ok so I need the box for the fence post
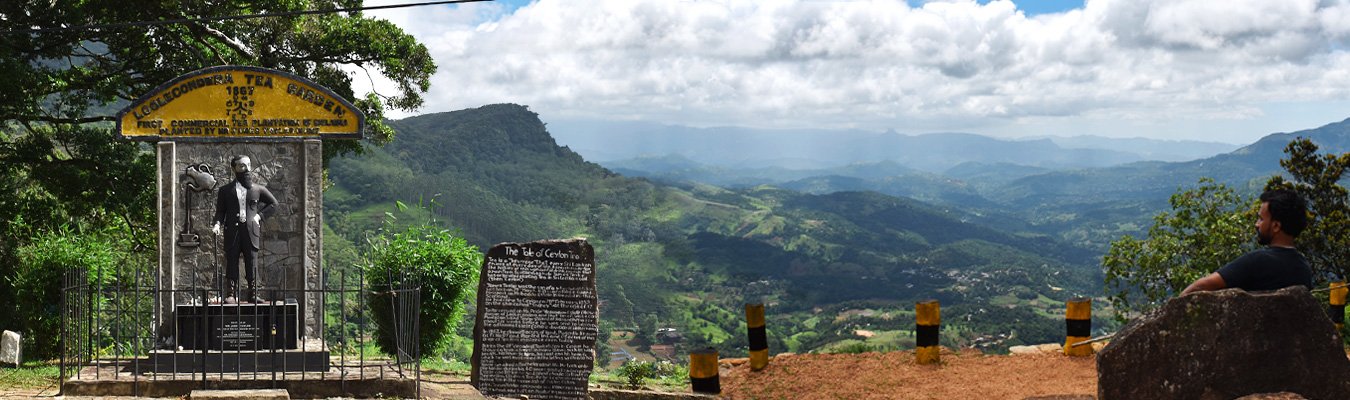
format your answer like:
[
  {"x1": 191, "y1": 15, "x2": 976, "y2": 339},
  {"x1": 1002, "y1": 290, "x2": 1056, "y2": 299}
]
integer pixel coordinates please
[
  {"x1": 689, "y1": 347, "x2": 720, "y2": 394},
  {"x1": 745, "y1": 303, "x2": 768, "y2": 371},
  {"x1": 1064, "y1": 297, "x2": 1093, "y2": 357},
  {"x1": 915, "y1": 300, "x2": 940, "y2": 364},
  {"x1": 1331, "y1": 281, "x2": 1347, "y2": 333}
]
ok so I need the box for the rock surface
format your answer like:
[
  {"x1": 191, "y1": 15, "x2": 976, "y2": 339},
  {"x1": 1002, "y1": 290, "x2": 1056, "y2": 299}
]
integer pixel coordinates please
[
  {"x1": 1097, "y1": 287, "x2": 1350, "y2": 399},
  {"x1": 1235, "y1": 393, "x2": 1307, "y2": 400}
]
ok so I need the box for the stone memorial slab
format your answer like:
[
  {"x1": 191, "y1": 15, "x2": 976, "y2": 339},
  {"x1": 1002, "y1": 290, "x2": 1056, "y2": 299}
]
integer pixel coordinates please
[
  {"x1": 472, "y1": 239, "x2": 596, "y2": 400},
  {"x1": 1, "y1": 330, "x2": 20, "y2": 366}
]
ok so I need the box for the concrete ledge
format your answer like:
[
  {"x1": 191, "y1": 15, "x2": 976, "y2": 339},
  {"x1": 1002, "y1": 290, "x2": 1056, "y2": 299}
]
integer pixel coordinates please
[
  {"x1": 587, "y1": 388, "x2": 718, "y2": 400},
  {"x1": 63, "y1": 377, "x2": 416, "y2": 399},
  {"x1": 191, "y1": 389, "x2": 290, "y2": 400}
]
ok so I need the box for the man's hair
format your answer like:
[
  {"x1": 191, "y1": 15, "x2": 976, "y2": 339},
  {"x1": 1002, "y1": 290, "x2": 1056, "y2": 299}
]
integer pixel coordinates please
[
  {"x1": 1260, "y1": 189, "x2": 1308, "y2": 237},
  {"x1": 230, "y1": 155, "x2": 250, "y2": 168}
]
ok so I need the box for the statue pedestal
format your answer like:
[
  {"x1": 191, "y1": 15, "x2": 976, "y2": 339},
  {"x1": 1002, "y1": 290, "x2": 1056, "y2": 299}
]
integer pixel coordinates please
[
  {"x1": 147, "y1": 343, "x2": 331, "y2": 373},
  {"x1": 176, "y1": 300, "x2": 300, "y2": 351},
  {"x1": 160, "y1": 299, "x2": 328, "y2": 373}
]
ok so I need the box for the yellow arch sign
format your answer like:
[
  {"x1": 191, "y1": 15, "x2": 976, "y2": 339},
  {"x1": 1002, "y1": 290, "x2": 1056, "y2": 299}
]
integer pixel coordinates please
[{"x1": 117, "y1": 66, "x2": 364, "y2": 141}]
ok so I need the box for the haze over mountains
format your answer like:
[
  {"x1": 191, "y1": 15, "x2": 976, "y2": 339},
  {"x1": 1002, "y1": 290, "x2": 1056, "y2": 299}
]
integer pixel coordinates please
[
  {"x1": 553, "y1": 118, "x2": 1350, "y2": 251},
  {"x1": 548, "y1": 120, "x2": 1241, "y2": 173}
]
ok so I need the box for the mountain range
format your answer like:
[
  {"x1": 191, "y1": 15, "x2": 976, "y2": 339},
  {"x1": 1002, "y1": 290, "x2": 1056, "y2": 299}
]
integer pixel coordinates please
[
  {"x1": 548, "y1": 120, "x2": 1240, "y2": 172},
  {"x1": 323, "y1": 104, "x2": 1350, "y2": 357}
]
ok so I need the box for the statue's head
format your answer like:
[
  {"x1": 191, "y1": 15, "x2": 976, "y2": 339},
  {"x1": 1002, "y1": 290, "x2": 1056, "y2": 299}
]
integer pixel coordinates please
[{"x1": 230, "y1": 155, "x2": 252, "y2": 175}]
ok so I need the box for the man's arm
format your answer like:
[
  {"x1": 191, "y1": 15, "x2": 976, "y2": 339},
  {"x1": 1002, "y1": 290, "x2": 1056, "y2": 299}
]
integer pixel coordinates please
[
  {"x1": 212, "y1": 186, "x2": 228, "y2": 235},
  {"x1": 257, "y1": 187, "x2": 277, "y2": 219},
  {"x1": 1182, "y1": 272, "x2": 1227, "y2": 295}
]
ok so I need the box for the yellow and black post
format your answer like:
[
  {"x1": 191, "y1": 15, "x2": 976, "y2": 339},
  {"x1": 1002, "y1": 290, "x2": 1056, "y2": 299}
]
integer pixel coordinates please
[
  {"x1": 746, "y1": 303, "x2": 768, "y2": 371},
  {"x1": 1064, "y1": 297, "x2": 1093, "y2": 357},
  {"x1": 690, "y1": 347, "x2": 720, "y2": 394},
  {"x1": 915, "y1": 299, "x2": 940, "y2": 364},
  {"x1": 1331, "y1": 281, "x2": 1347, "y2": 333}
]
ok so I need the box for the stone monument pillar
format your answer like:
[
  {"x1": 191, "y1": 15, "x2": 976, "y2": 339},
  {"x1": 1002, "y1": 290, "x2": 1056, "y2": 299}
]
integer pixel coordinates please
[
  {"x1": 116, "y1": 66, "x2": 363, "y2": 346},
  {"x1": 155, "y1": 139, "x2": 324, "y2": 338}
]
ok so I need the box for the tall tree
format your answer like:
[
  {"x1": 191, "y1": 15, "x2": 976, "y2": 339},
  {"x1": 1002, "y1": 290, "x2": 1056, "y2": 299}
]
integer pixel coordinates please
[
  {"x1": 1102, "y1": 178, "x2": 1257, "y2": 320},
  {"x1": 1103, "y1": 137, "x2": 1350, "y2": 321},
  {"x1": 0, "y1": 0, "x2": 435, "y2": 327},
  {"x1": 0, "y1": 1, "x2": 435, "y2": 237},
  {"x1": 1266, "y1": 137, "x2": 1350, "y2": 281}
]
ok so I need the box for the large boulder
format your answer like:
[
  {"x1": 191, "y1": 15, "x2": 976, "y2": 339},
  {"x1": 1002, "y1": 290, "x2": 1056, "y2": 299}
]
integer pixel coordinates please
[{"x1": 1097, "y1": 287, "x2": 1350, "y2": 400}]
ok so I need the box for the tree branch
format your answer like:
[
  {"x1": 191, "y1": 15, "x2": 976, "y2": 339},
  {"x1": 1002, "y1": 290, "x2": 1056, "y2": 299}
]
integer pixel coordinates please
[{"x1": 189, "y1": 21, "x2": 255, "y2": 60}]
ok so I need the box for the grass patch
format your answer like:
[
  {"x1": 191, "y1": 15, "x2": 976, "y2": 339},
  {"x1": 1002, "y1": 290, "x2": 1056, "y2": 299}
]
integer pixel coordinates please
[
  {"x1": 989, "y1": 294, "x2": 1020, "y2": 307},
  {"x1": 421, "y1": 358, "x2": 472, "y2": 373},
  {"x1": 0, "y1": 362, "x2": 59, "y2": 390}
]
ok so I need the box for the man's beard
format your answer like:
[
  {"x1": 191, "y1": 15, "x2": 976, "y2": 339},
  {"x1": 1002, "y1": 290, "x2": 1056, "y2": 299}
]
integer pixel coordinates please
[
  {"x1": 1256, "y1": 226, "x2": 1272, "y2": 246},
  {"x1": 237, "y1": 172, "x2": 253, "y2": 189}
]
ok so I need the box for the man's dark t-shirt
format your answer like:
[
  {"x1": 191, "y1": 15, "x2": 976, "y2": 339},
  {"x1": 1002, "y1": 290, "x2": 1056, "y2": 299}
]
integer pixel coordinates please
[{"x1": 1216, "y1": 247, "x2": 1313, "y2": 292}]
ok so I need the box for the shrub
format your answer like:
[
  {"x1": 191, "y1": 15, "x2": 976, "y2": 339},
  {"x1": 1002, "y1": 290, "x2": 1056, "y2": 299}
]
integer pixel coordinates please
[
  {"x1": 833, "y1": 341, "x2": 874, "y2": 354},
  {"x1": 617, "y1": 360, "x2": 657, "y2": 389},
  {"x1": 12, "y1": 230, "x2": 121, "y2": 360},
  {"x1": 366, "y1": 223, "x2": 482, "y2": 358}
]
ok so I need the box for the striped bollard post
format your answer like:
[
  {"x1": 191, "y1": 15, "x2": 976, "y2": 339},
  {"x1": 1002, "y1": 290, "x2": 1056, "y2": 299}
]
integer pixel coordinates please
[
  {"x1": 1063, "y1": 297, "x2": 1093, "y2": 357},
  {"x1": 915, "y1": 299, "x2": 940, "y2": 364},
  {"x1": 746, "y1": 303, "x2": 768, "y2": 371},
  {"x1": 1331, "y1": 281, "x2": 1347, "y2": 333},
  {"x1": 690, "y1": 347, "x2": 720, "y2": 394}
]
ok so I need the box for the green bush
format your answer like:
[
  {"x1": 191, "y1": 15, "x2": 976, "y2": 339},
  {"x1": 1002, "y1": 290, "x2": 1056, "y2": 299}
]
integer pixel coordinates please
[
  {"x1": 12, "y1": 230, "x2": 121, "y2": 360},
  {"x1": 366, "y1": 223, "x2": 482, "y2": 358},
  {"x1": 617, "y1": 360, "x2": 656, "y2": 389},
  {"x1": 833, "y1": 341, "x2": 875, "y2": 354}
]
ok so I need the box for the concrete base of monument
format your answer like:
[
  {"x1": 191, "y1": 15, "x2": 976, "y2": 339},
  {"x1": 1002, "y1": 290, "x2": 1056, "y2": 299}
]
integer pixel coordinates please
[
  {"x1": 60, "y1": 362, "x2": 434, "y2": 398},
  {"x1": 147, "y1": 341, "x2": 329, "y2": 373}
]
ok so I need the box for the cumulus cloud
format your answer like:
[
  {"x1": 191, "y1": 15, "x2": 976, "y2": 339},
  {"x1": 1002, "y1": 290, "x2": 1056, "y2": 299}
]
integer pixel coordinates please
[{"x1": 354, "y1": 0, "x2": 1350, "y2": 141}]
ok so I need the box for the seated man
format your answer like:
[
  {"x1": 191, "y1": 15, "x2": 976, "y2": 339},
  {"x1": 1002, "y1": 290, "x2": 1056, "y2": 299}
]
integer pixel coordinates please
[{"x1": 1182, "y1": 189, "x2": 1313, "y2": 295}]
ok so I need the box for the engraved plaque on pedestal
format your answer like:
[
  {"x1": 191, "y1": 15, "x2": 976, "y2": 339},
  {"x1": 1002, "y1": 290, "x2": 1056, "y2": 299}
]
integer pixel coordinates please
[
  {"x1": 176, "y1": 300, "x2": 300, "y2": 351},
  {"x1": 471, "y1": 239, "x2": 596, "y2": 400}
]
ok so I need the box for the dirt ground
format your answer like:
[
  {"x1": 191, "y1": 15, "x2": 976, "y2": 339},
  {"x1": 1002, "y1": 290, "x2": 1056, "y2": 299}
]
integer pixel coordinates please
[{"x1": 721, "y1": 349, "x2": 1097, "y2": 400}]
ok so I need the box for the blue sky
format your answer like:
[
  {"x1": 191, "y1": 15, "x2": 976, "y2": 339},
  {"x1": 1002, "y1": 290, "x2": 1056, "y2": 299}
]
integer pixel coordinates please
[
  {"x1": 915, "y1": 0, "x2": 1084, "y2": 15},
  {"x1": 495, "y1": 0, "x2": 1088, "y2": 16},
  {"x1": 358, "y1": 0, "x2": 1350, "y2": 144}
]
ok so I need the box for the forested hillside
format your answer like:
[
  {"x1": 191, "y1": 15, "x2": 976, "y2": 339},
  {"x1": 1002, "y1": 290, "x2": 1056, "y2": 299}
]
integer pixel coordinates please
[
  {"x1": 608, "y1": 118, "x2": 1350, "y2": 255},
  {"x1": 324, "y1": 104, "x2": 1107, "y2": 358}
]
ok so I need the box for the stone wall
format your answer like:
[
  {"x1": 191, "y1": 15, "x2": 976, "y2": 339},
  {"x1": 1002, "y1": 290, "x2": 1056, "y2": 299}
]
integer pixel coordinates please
[{"x1": 156, "y1": 140, "x2": 323, "y2": 342}]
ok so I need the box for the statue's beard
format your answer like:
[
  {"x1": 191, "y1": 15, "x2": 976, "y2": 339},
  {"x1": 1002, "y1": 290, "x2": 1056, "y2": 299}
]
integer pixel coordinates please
[{"x1": 237, "y1": 172, "x2": 253, "y2": 189}]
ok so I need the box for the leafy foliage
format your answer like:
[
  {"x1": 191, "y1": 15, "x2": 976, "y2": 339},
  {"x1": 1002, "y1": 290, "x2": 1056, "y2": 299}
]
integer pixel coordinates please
[
  {"x1": 617, "y1": 360, "x2": 657, "y2": 389},
  {"x1": 1102, "y1": 178, "x2": 1257, "y2": 320},
  {"x1": 1104, "y1": 137, "x2": 1350, "y2": 321},
  {"x1": 1, "y1": 0, "x2": 435, "y2": 342},
  {"x1": 365, "y1": 218, "x2": 483, "y2": 358},
  {"x1": 11, "y1": 228, "x2": 127, "y2": 359},
  {"x1": 1266, "y1": 138, "x2": 1350, "y2": 281}
]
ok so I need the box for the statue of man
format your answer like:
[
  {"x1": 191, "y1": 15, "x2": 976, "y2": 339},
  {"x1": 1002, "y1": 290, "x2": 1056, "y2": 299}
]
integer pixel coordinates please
[{"x1": 212, "y1": 155, "x2": 277, "y2": 304}]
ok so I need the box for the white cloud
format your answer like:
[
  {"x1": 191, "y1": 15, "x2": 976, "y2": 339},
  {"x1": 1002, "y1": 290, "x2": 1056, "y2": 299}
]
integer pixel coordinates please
[{"x1": 354, "y1": 0, "x2": 1350, "y2": 143}]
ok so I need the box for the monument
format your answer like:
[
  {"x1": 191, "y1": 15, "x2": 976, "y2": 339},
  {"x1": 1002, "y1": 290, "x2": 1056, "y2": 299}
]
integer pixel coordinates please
[
  {"x1": 115, "y1": 65, "x2": 362, "y2": 369},
  {"x1": 472, "y1": 239, "x2": 598, "y2": 400}
]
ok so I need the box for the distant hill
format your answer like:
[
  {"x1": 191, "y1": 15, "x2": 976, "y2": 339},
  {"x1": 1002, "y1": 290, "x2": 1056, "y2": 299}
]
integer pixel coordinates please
[
  {"x1": 549, "y1": 120, "x2": 1236, "y2": 172},
  {"x1": 989, "y1": 118, "x2": 1350, "y2": 247},
  {"x1": 325, "y1": 104, "x2": 1104, "y2": 355},
  {"x1": 1041, "y1": 135, "x2": 1239, "y2": 162},
  {"x1": 597, "y1": 118, "x2": 1350, "y2": 252}
]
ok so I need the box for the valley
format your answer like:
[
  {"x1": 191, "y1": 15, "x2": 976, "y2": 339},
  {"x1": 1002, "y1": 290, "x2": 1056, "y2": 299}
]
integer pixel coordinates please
[{"x1": 323, "y1": 103, "x2": 1350, "y2": 364}]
